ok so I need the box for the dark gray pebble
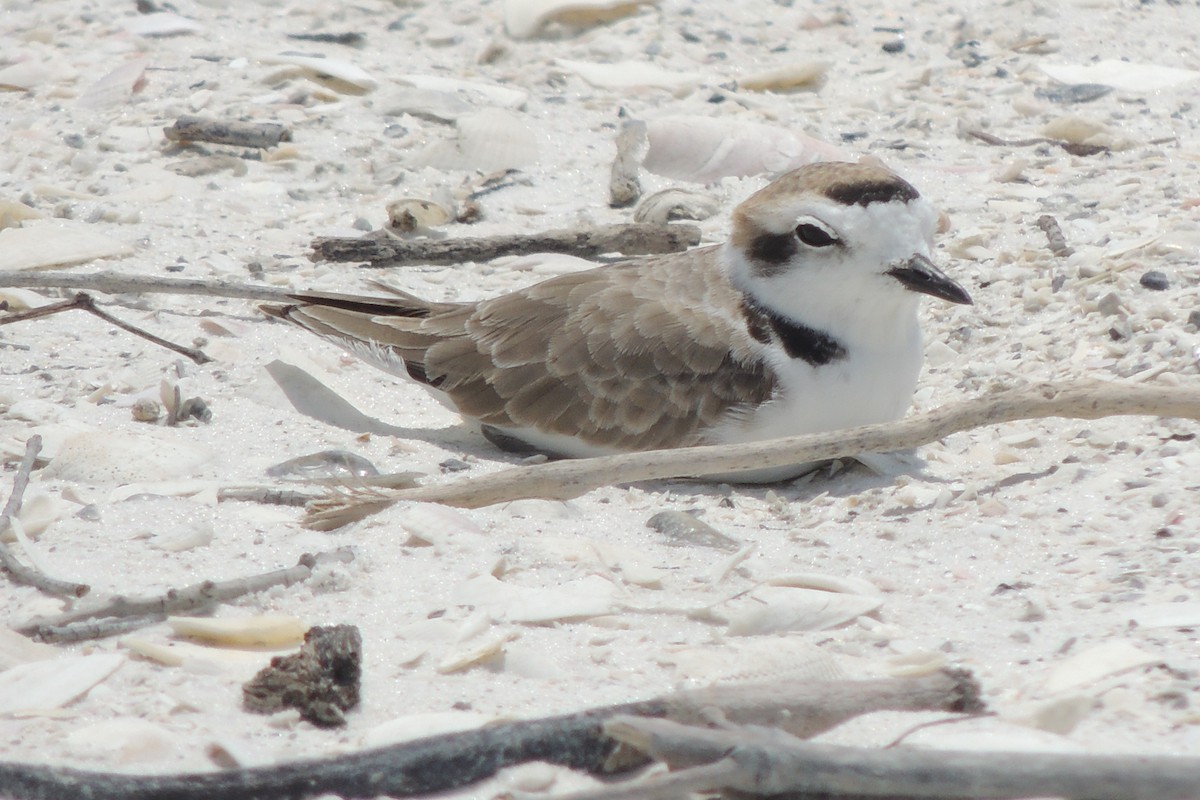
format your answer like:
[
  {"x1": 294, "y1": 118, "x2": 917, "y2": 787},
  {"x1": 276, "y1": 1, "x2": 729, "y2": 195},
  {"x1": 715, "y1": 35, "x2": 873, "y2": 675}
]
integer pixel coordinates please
[
  {"x1": 1139, "y1": 270, "x2": 1169, "y2": 291},
  {"x1": 1035, "y1": 83, "x2": 1113, "y2": 105}
]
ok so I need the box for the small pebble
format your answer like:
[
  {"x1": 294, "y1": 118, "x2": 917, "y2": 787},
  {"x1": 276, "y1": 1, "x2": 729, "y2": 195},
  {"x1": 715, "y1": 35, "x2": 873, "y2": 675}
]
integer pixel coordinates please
[
  {"x1": 131, "y1": 398, "x2": 162, "y2": 423},
  {"x1": 1187, "y1": 309, "x2": 1200, "y2": 329},
  {"x1": 881, "y1": 39, "x2": 905, "y2": 53},
  {"x1": 439, "y1": 458, "x2": 471, "y2": 473},
  {"x1": 1097, "y1": 292, "x2": 1123, "y2": 316},
  {"x1": 1139, "y1": 270, "x2": 1169, "y2": 291}
]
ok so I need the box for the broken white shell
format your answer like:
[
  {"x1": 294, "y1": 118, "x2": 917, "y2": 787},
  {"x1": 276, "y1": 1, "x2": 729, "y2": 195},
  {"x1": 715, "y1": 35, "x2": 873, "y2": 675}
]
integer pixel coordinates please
[
  {"x1": 436, "y1": 629, "x2": 517, "y2": 674},
  {"x1": 43, "y1": 428, "x2": 213, "y2": 485},
  {"x1": 530, "y1": 536, "x2": 664, "y2": 588},
  {"x1": 167, "y1": 615, "x2": 309, "y2": 648},
  {"x1": 765, "y1": 572, "x2": 883, "y2": 598},
  {"x1": 14, "y1": 492, "x2": 63, "y2": 539},
  {"x1": 1129, "y1": 602, "x2": 1200, "y2": 629},
  {"x1": 122, "y1": 637, "x2": 280, "y2": 679},
  {"x1": 0, "y1": 653, "x2": 125, "y2": 715},
  {"x1": 504, "y1": 0, "x2": 656, "y2": 39},
  {"x1": 77, "y1": 58, "x2": 149, "y2": 110},
  {"x1": 0, "y1": 61, "x2": 59, "y2": 92},
  {"x1": 671, "y1": 638, "x2": 845, "y2": 685},
  {"x1": 453, "y1": 573, "x2": 617, "y2": 623},
  {"x1": 362, "y1": 711, "x2": 499, "y2": 748},
  {"x1": 0, "y1": 199, "x2": 44, "y2": 229},
  {"x1": 642, "y1": 116, "x2": 849, "y2": 183},
  {"x1": 416, "y1": 108, "x2": 539, "y2": 171},
  {"x1": 1040, "y1": 59, "x2": 1200, "y2": 93},
  {"x1": 739, "y1": 61, "x2": 828, "y2": 92},
  {"x1": 388, "y1": 198, "x2": 455, "y2": 233},
  {"x1": 260, "y1": 54, "x2": 378, "y2": 94},
  {"x1": 376, "y1": 88, "x2": 476, "y2": 123},
  {"x1": 1042, "y1": 115, "x2": 1109, "y2": 145},
  {"x1": 609, "y1": 116, "x2": 648, "y2": 206},
  {"x1": 395, "y1": 74, "x2": 528, "y2": 109},
  {"x1": 123, "y1": 12, "x2": 204, "y2": 37},
  {"x1": 394, "y1": 502, "x2": 484, "y2": 547},
  {"x1": 1010, "y1": 694, "x2": 1096, "y2": 735},
  {"x1": 1043, "y1": 640, "x2": 1159, "y2": 693},
  {"x1": 724, "y1": 586, "x2": 882, "y2": 635},
  {"x1": 555, "y1": 58, "x2": 704, "y2": 91},
  {"x1": 632, "y1": 188, "x2": 720, "y2": 224},
  {"x1": 0, "y1": 628, "x2": 58, "y2": 671},
  {"x1": 0, "y1": 221, "x2": 131, "y2": 271},
  {"x1": 63, "y1": 718, "x2": 178, "y2": 764}
]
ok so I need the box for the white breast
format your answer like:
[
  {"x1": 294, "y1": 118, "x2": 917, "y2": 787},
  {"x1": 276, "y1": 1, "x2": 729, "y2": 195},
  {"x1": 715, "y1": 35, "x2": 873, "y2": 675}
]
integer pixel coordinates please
[{"x1": 701, "y1": 311, "x2": 924, "y2": 481}]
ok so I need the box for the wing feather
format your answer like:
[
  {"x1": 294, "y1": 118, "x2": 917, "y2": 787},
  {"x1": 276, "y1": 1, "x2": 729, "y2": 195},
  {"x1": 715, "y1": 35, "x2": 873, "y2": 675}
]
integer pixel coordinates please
[{"x1": 264, "y1": 247, "x2": 777, "y2": 452}]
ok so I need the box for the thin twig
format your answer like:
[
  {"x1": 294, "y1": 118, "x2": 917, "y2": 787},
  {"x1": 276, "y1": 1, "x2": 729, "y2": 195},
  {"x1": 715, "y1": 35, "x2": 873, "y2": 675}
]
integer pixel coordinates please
[
  {"x1": 306, "y1": 380, "x2": 1200, "y2": 528},
  {"x1": 965, "y1": 127, "x2": 1108, "y2": 156},
  {"x1": 31, "y1": 615, "x2": 167, "y2": 644},
  {"x1": 0, "y1": 270, "x2": 299, "y2": 301},
  {"x1": 17, "y1": 548, "x2": 355, "y2": 642},
  {"x1": 0, "y1": 670, "x2": 979, "y2": 800},
  {"x1": 76, "y1": 293, "x2": 212, "y2": 364},
  {"x1": 556, "y1": 715, "x2": 1200, "y2": 800},
  {"x1": 0, "y1": 436, "x2": 90, "y2": 598},
  {"x1": 310, "y1": 222, "x2": 702, "y2": 266},
  {"x1": 216, "y1": 486, "x2": 319, "y2": 506},
  {"x1": 0, "y1": 292, "x2": 212, "y2": 364}
]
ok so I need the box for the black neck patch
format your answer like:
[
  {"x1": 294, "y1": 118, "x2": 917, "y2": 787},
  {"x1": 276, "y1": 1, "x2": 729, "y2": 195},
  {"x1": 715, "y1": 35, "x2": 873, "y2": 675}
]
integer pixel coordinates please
[
  {"x1": 824, "y1": 177, "x2": 918, "y2": 207},
  {"x1": 741, "y1": 297, "x2": 847, "y2": 366}
]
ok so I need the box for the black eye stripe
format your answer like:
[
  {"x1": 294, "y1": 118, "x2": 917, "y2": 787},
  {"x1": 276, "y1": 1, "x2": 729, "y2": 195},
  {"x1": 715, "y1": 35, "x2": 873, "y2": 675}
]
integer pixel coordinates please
[{"x1": 795, "y1": 223, "x2": 837, "y2": 248}]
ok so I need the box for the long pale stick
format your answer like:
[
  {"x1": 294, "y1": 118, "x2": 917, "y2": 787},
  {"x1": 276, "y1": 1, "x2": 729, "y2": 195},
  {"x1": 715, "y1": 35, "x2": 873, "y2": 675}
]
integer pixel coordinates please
[{"x1": 307, "y1": 381, "x2": 1199, "y2": 528}]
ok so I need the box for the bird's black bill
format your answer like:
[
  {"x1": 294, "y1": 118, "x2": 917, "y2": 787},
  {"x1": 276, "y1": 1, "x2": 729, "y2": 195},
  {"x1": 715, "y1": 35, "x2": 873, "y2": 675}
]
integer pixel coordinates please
[{"x1": 887, "y1": 254, "x2": 972, "y2": 305}]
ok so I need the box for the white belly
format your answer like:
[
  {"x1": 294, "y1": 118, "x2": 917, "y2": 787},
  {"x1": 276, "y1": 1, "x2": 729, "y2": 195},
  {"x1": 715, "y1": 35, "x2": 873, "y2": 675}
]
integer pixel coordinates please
[{"x1": 702, "y1": 323, "x2": 924, "y2": 481}]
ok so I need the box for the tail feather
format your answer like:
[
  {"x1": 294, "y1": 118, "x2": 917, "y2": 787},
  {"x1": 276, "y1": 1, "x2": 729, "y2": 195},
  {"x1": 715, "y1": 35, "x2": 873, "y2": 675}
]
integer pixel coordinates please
[
  {"x1": 260, "y1": 288, "x2": 444, "y2": 321},
  {"x1": 260, "y1": 290, "x2": 467, "y2": 389}
]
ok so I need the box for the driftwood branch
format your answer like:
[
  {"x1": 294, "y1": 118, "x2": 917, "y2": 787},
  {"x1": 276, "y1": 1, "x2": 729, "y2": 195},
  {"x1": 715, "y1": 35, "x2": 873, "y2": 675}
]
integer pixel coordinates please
[
  {"x1": 555, "y1": 715, "x2": 1200, "y2": 800},
  {"x1": 0, "y1": 292, "x2": 212, "y2": 364},
  {"x1": 17, "y1": 548, "x2": 355, "y2": 643},
  {"x1": 0, "y1": 436, "x2": 89, "y2": 598},
  {"x1": 0, "y1": 670, "x2": 980, "y2": 800},
  {"x1": 306, "y1": 380, "x2": 1200, "y2": 528},
  {"x1": 0, "y1": 271, "x2": 299, "y2": 302},
  {"x1": 164, "y1": 115, "x2": 292, "y2": 149},
  {"x1": 964, "y1": 126, "x2": 1109, "y2": 156},
  {"x1": 310, "y1": 222, "x2": 702, "y2": 266}
]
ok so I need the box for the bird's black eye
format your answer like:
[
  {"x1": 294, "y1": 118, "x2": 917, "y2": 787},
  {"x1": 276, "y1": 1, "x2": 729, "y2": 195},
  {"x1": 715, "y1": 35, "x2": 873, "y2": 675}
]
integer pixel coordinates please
[{"x1": 795, "y1": 223, "x2": 837, "y2": 248}]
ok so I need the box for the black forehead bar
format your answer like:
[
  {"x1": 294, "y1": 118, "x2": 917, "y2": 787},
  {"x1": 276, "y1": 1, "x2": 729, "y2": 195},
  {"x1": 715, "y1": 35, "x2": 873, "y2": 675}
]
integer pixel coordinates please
[{"x1": 824, "y1": 177, "x2": 919, "y2": 207}]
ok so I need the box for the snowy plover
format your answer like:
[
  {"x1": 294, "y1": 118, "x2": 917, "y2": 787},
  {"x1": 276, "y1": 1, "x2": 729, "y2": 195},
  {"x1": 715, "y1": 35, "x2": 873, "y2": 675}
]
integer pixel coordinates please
[{"x1": 263, "y1": 161, "x2": 971, "y2": 480}]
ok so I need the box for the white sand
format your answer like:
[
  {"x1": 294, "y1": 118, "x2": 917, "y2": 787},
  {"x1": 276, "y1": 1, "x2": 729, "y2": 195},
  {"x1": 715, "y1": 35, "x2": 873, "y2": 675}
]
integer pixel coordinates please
[{"x1": 2, "y1": 0, "x2": 1200, "y2": 790}]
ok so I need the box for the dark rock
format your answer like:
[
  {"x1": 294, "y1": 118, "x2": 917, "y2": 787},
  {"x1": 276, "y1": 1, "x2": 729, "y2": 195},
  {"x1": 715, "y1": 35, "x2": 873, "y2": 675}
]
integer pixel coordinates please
[
  {"x1": 243, "y1": 625, "x2": 363, "y2": 728},
  {"x1": 1139, "y1": 270, "x2": 1169, "y2": 291}
]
